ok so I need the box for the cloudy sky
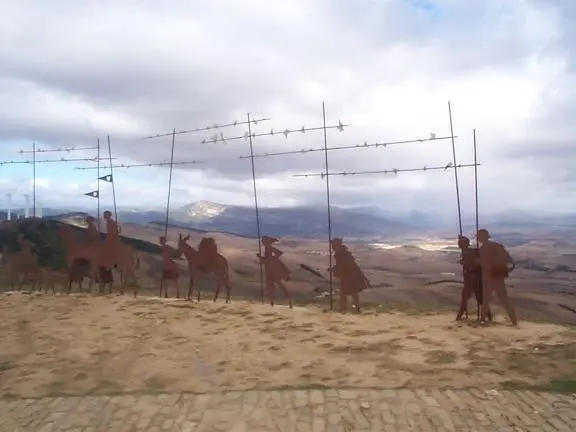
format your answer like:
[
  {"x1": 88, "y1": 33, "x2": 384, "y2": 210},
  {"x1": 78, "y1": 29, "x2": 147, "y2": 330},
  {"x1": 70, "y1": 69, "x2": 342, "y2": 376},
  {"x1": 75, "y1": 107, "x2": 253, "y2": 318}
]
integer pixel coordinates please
[{"x1": 0, "y1": 0, "x2": 574, "y2": 225}]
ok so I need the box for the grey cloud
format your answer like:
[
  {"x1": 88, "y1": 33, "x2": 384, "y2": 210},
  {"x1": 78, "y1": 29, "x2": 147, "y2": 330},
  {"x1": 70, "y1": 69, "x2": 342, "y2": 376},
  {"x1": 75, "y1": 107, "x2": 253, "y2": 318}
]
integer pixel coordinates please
[{"x1": 0, "y1": 0, "x2": 574, "y2": 215}]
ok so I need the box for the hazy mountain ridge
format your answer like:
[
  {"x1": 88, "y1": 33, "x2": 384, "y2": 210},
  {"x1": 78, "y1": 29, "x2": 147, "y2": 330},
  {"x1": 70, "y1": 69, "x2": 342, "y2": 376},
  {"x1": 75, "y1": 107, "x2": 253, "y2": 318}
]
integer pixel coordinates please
[
  {"x1": 168, "y1": 201, "x2": 410, "y2": 239},
  {"x1": 15, "y1": 200, "x2": 576, "y2": 241}
]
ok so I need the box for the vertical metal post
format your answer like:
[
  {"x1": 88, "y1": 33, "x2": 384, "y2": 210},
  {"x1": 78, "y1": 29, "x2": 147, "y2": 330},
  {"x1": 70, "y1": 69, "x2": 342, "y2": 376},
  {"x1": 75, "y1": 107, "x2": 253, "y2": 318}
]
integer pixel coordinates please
[
  {"x1": 97, "y1": 138, "x2": 101, "y2": 231},
  {"x1": 473, "y1": 128, "x2": 482, "y2": 320},
  {"x1": 322, "y1": 102, "x2": 334, "y2": 311},
  {"x1": 247, "y1": 113, "x2": 265, "y2": 304},
  {"x1": 448, "y1": 101, "x2": 463, "y2": 236},
  {"x1": 32, "y1": 142, "x2": 36, "y2": 218},
  {"x1": 473, "y1": 129, "x2": 479, "y2": 247},
  {"x1": 107, "y1": 136, "x2": 118, "y2": 224},
  {"x1": 160, "y1": 129, "x2": 177, "y2": 296},
  {"x1": 107, "y1": 135, "x2": 122, "y2": 285}
]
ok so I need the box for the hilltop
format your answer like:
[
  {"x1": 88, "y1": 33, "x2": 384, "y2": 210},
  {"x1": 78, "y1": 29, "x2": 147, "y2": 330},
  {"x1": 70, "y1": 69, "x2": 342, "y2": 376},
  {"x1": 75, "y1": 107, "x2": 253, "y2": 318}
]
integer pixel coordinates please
[
  {"x1": 0, "y1": 294, "x2": 574, "y2": 399},
  {"x1": 2, "y1": 216, "x2": 576, "y2": 324}
]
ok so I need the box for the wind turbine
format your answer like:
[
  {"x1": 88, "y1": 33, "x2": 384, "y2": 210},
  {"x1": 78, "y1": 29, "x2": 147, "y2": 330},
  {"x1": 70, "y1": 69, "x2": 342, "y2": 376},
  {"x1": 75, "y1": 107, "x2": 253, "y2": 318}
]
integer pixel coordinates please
[
  {"x1": 24, "y1": 194, "x2": 30, "y2": 218},
  {"x1": 6, "y1": 192, "x2": 11, "y2": 221}
]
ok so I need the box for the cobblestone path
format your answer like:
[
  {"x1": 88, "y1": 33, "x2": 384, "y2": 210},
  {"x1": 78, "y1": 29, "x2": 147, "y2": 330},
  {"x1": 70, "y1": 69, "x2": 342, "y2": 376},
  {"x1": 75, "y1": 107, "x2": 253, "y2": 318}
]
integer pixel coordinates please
[{"x1": 1, "y1": 388, "x2": 575, "y2": 431}]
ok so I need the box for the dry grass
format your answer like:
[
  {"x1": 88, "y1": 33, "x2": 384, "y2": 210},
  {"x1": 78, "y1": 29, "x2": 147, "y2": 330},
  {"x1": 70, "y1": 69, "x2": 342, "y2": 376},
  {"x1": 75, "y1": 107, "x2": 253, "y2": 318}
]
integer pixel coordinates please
[{"x1": 1, "y1": 293, "x2": 575, "y2": 398}]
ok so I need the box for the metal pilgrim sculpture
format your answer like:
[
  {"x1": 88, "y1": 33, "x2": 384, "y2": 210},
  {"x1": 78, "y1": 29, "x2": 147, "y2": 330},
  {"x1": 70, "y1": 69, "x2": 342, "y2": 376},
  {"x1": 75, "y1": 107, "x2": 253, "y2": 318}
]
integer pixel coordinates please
[
  {"x1": 103, "y1": 211, "x2": 120, "y2": 252},
  {"x1": 85, "y1": 216, "x2": 100, "y2": 243},
  {"x1": 453, "y1": 229, "x2": 518, "y2": 325},
  {"x1": 176, "y1": 234, "x2": 232, "y2": 303},
  {"x1": 476, "y1": 228, "x2": 518, "y2": 326},
  {"x1": 329, "y1": 238, "x2": 369, "y2": 313},
  {"x1": 455, "y1": 235, "x2": 492, "y2": 321},
  {"x1": 53, "y1": 210, "x2": 139, "y2": 295},
  {"x1": 4, "y1": 233, "x2": 42, "y2": 289},
  {"x1": 1, "y1": 104, "x2": 531, "y2": 330},
  {"x1": 159, "y1": 235, "x2": 181, "y2": 298},
  {"x1": 57, "y1": 223, "x2": 107, "y2": 290},
  {"x1": 257, "y1": 236, "x2": 292, "y2": 308},
  {"x1": 103, "y1": 211, "x2": 140, "y2": 291}
]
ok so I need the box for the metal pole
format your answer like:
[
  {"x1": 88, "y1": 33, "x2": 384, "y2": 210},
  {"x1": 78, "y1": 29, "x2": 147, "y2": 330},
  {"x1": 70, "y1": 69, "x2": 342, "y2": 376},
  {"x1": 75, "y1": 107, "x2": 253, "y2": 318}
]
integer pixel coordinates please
[
  {"x1": 322, "y1": 102, "x2": 334, "y2": 311},
  {"x1": 32, "y1": 142, "x2": 36, "y2": 218},
  {"x1": 247, "y1": 113, "x2": 265, "y2": 304},
  {"x1": 107, "y1": 135, "x2": 123, "y2": 285},
  {"x1": 97, "y1": 138, "x2": 101, "y2": 231},
  {"x1": 160, "y1": 129, "x2": 177, "y2": 297},
  {"x1": 473, "y1": 128, "x2": 482, "y2": 320},
  {"x1": 448, "y1": 101, "x2": 463, "y2": 236},
  {"x1": 107, "y1": 136, "x2": 118, "y2": 224},
  {"x1": 473, "y1": 129, "x2": 479, "y2": 248}
]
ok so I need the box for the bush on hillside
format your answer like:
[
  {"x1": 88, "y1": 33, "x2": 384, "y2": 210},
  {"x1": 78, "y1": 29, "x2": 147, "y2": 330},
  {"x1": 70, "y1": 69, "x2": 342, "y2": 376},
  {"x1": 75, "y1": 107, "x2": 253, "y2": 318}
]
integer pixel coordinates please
[{"x1": 0, "y1": 219, "x2": 162, "y2": 270}]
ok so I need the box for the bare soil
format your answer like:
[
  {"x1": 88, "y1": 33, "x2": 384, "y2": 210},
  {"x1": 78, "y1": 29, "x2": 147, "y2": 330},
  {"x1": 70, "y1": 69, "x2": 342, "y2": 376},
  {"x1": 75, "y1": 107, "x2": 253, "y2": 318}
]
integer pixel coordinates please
[{"x1": 1, "y1": 293, "x2": 574, "y2": 398}]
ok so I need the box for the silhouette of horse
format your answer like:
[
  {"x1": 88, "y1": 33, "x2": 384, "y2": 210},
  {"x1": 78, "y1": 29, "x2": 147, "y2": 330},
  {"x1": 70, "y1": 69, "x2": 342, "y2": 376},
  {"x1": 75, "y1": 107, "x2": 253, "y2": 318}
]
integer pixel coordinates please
[
  {"x1": 57, "y1": 224, "x2": 139, "y2": 295},
  {"x1": 111, "y1": 243, "x2": 140, "y2": 294},
  {"x1": 57, "y1": 224, "x2": 107, "y2": 280},
  {"x1": 3, "y1": 235, "x2": 42, "y2": 290},
  {"x1": 177, "y1": 234, "x2": 231, "y2": 303}
]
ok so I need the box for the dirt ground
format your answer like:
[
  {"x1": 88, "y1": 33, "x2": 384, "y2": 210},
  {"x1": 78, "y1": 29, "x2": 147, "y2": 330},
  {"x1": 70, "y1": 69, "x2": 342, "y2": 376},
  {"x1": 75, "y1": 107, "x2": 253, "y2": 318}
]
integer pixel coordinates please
[{"x1": 1, "y1": 293, "x2": 574, "y2": 399}]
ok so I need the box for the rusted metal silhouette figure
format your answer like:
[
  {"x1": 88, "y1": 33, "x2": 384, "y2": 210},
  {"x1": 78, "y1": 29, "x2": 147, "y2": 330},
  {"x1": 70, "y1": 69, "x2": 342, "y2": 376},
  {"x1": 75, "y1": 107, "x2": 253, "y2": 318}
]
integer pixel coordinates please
[
  {"x1": 5, "y1": 233, "x2": 42, "y2": 290},
  {"x1": 61, "y1": 258, "x2": 114, "y2": 295},
  {"x1": 58, "y1": 221, "x2": 139, "y2": 296},
  {"x1": 85, "y1": 216, "x2": 100, "y2": 243},
  {"x1": 0, "y1": 246, "x2": 8, "y2": 286},
  {"x1": 42, "y1": 267, "x2": 68, "y2": 295},
  {"x1": 17, "y1": 233, "x2": 37, "y2": 261},
  {"x1": 177, "y1": 234, "x2": 231, "y2": 303},
  {"x1": 477, "y1": 229, "x2": 518, "y2": 325},
  {"x1": 66, "y1": 258, "x2": 94, "y2": 294},
  {"x1": 98, "y1": 212, "x2": 139, "y2": 292},
  {"x1": 257, "y1": 236, "x2": 292, "y2": 308},
  {"x1": 95, "y1": 266, "x2": 115, "y2": 294},
  {"x1": 113, "y1": 243, "x2": 140, "y2": 293},
  {"x1": 104, "y1": 210, "x2": 121, "y2": 248},
  {"x1": 57, "y1": 224, "x2": 105, "y2": 283},
  {"x1": 58, "y1": 222, "x2": 129, "y2": 294},
  {"x1": 455, "y1": 235, "x2": 492, "y2": 321},
  {"x1": 40, "y1": 264, "x2": 91, "y2": 296},
  {"x1": 103, "y1": 210, "x2": 121, "y2": 268},
  {"x1": 159, "y1": 236, "x2": 181, "y2": 298},
  {"x1": 329, "y1": 238, "x2": 369, "y2": 312}
]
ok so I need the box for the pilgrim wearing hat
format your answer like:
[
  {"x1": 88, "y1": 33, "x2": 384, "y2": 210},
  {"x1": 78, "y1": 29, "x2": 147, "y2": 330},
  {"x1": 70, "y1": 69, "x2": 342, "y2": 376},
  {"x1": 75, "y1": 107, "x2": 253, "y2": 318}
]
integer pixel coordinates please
[
  {"x1": 329, "y1": 237, "x2": 368, "y2": 312},
  {"x1": 257, "y1": 235, "x2": 292, "y2": 308},
  {"x1": 85, "y1": 216, "x2": 100, "y2": 243},
  {"x1": 102, "y1": 210, "x2": 122, "y2": 265},
  {"x1": 476, "y1": 228, "x2": 518, "y2": 325}
]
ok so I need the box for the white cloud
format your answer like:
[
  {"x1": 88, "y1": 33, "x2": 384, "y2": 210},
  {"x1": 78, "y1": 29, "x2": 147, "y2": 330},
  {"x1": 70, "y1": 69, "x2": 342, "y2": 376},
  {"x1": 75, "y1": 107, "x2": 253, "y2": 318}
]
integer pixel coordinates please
[{"x1": 0, "y1": 0, "x2": 574, "y2": 218}]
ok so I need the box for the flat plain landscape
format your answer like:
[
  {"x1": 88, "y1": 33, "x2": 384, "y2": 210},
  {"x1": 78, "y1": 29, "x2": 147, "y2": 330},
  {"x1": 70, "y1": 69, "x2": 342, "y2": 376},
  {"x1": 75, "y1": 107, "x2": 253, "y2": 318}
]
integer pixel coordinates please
[
  {"x1": 1, "y1": 221, "x2": 575, "y2": 400},
  {"x1": 118, "y1": 223, "x2": 576, "y2": 324}
]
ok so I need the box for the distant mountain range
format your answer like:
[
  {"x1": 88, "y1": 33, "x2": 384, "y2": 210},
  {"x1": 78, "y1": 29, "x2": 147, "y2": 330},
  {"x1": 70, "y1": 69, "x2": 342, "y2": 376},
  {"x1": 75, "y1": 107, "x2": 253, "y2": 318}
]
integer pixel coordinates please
[
  {"x1": 125, "y1": 201, "x2": 412, "y2": 240},
  {"x1": 5, "y1": 201, "x2": 576, "y2": 241}
]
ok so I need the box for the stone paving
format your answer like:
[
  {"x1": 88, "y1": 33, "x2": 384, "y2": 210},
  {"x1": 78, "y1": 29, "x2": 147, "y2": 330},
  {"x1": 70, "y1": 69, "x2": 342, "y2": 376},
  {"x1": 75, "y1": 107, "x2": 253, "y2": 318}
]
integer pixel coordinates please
[{"x1": 1, "y1": 388, "x2": 575, "y2": 432}]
